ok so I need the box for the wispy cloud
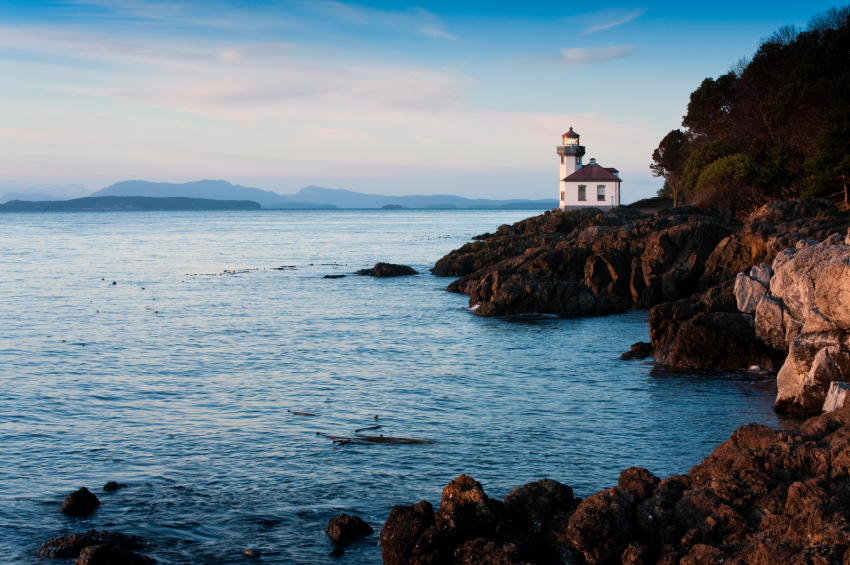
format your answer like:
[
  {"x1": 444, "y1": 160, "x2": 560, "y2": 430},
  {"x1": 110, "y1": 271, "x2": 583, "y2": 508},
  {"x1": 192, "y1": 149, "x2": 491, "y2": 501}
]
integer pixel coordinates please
[
  {"x1": 303, "y1": 1, "x2": 455, "y2": 40},
  {"x1": 560, "y1": 45, "x2": 638, "y2": 67},
  {"x1": 576, "y1": 8, "x2": 647, "y2": 35}
]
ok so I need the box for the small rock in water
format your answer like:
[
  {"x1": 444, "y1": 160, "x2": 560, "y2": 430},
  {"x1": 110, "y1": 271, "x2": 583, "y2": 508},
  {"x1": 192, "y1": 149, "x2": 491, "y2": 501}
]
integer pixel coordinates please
[
  {"x1": 329, "y1": 547, "x2": 345, "y2": 557},
  {"x1": 112, "y1": 281, "x2": 116, "y2": 285},
  {"x1": 325, "y1": 513, "x2": 374, "y2": 546},
  {"x1": 357, "y1": 263, "x2": 417, "y2": 277},
  {"x1": 323, "y1": 274, "x2": 346, "y2": 279},
  {"x1": 619, "y1": 341, "x2": 652, "y2": 360},
  {"x1": 76, "y1": 544, "x2": 154, "y2": 565},
  {"x1": 103, "y1": 481, "x2": 127, "y2": 492},
  {"x1": 60, "y1": 487, "x2": 100, "y2": 516},
  {"x1": 243, "y1": 546, "x2": 262, "y2": 558}
]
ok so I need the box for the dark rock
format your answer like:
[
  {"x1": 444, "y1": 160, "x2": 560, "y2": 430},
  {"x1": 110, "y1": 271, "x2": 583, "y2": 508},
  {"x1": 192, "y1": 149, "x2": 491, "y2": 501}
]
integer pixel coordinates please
[
  {"x1": 329, "y1": 547, "x2": 345, "y2": 557},
  {"x1": 452, "y1": 538, "x2": 530, "y2": 564},
  {"x1": 562, "y1": 487, "x2": 637, "y2": 564},
  {"x1": 380, "y1": 500, "x2": 436, "y2": 565},
  {"x1": 75, "y1": 544, "x2": 154, "y2": 565},
  {"x1": 357, "y1": 263, "x2": 418, "y2": 277},
  {"x1": 38, "y1": 530, "x2": 146, "y2": 560},
  {"x1": 325, "y1": 513, "x2": 373, "y2": 546},
  {"x1": 499, "y1": 479, "x2": 574, "y2": 561},
  {"x1": 621, "y1": 542, "x2": 652, "y2": 565},
  {"x1": 60, "y1": 487, "x2": 100, "y2": 516},
  {"x1": 242, "y1": 546, "x2": 262, "y2": 558},
  {"x1": 435, "y1": 474, "x2": 503, "y2": 544},
  {"x1": 618, "y1": 467, "x2": 660, "y2": 503},
  {"x1": 323, "y1": 274, "x2": 346, "y2": 279},
  {"x1": 619, "y1": 342, "x2": 653, "y2": 360},
  {"x1": 102, "y1": 482, "x2": 126, "y2": 492}
]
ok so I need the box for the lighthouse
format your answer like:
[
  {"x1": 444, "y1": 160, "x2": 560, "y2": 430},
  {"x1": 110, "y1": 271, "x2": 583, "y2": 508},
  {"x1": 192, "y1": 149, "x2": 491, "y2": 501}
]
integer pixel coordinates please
[{"x1": 556, "y1": 128, "x2": 621, "y2": 210}]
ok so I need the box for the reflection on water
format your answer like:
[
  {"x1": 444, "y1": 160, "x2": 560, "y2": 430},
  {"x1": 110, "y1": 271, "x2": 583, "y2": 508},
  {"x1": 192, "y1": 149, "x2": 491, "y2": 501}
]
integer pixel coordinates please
[{"x1": 0, "y1": 210, "x2": 791, "y2": 564}]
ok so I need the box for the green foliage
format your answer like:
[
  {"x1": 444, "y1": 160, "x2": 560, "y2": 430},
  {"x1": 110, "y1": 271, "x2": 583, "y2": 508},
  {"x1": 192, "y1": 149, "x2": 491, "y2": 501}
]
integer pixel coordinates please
[
  {"x1": 695, "y1": 154, "x2": 758, "y2": 192},
  {"x1": 681, "y1": 141, "x2": 733, "y2": 192},
  {"x1": 650, "y1": 129, "x2": 688, "y2": 205},
  {"x1": 657, "y1": 181, "x2": 673, "y2": 198},
  {"x1": 682, "y1": 73, "x2": 737, "y2": 140}
]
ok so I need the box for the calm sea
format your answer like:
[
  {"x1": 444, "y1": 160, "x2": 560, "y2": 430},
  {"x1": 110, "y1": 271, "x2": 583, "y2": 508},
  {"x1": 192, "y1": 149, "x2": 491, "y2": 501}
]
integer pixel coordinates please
[{"x1": 0, "y1": 210, "x2": 798, "y2": 564}]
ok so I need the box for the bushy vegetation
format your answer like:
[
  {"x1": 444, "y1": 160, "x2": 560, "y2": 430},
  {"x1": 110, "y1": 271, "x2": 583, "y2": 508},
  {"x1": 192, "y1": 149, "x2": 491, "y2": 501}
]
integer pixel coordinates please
[{"x1": 651, "y1": 5, "x2": 850, "y2": 216}]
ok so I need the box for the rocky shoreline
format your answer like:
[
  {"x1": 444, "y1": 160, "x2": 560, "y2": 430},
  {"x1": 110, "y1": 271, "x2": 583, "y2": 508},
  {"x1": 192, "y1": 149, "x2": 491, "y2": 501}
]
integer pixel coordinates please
[
  {"x1": 434, "y1": 198, "x2": 850, "y2": 416},
  {"x1": 367, "y1": 198, "x2": 850, "y2": 564}
]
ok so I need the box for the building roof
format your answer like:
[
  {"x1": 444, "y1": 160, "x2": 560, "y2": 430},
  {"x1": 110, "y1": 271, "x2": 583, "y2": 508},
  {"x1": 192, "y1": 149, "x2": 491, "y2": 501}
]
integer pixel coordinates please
[
  {"x1": 562, "y1": 163, "x2": 622, "y2": 183},
  {"x1": 605, "y1": 167, "x2": 619, "y2": 173},
  {"x1": 562, "y1": 127, "x2": 580, "y2": 139}
]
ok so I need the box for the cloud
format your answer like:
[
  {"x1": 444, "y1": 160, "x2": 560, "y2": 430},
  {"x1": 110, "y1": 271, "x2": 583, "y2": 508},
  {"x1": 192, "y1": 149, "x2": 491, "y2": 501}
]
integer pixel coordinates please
[
  {"x1": 303, "y1": 1, "x2": 455, "y2": 40},
  {"x1": 577, "y1": 8, "x2": 647, "y2": 35},
  {"x1": 559, "y1": 45, "x2": 638, "y2": 67}
]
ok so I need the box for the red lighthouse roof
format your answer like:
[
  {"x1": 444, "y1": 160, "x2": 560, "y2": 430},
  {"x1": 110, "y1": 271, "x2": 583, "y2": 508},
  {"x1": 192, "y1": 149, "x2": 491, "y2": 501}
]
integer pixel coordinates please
[
  {"x1": 562, "y1": 127, "x2": 580, "y2": 139},
  {"x1": 562, "y1": 162, "x2": 621, "y2": 182}
]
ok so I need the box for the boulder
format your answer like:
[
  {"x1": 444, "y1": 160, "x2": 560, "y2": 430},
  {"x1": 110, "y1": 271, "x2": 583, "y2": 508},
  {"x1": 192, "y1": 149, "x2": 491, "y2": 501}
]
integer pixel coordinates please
[
  {"x1": 791, "y1": 346, "x2": 850, "y2": 413},
  {"x1": 357, "y1": 263, "x2": 418, "y2": 277},
  {"x1": 823, "y1": 381, "x2": 850, "y2": 412},
  {"x1": 436, "y1": 474, "x2": 503, "y2": 542},
  {"x1": 379, "y1": 500, "x2": 435, "y2": 565},
  {"x1": 775, "y1": 331, "x2": 847, "y2": 412},
  {"x1": 750, "y1": 263, "x2": 773, "y2": 286},
  {"x1": 325, "y1": 513, "x2": 373, "y2": 546},
  {"x1": 734, "y1": 273, "x2": 767, "y2": 314},
  {"x1": 60, "y1": 487, "x2": 100, "y2": 516},
  {"x1": 769, "y1": 245, "x2": 850, "y2": 330},
  {"x1": 562, "y1": 487, "x2": 636, "y2": 564}
]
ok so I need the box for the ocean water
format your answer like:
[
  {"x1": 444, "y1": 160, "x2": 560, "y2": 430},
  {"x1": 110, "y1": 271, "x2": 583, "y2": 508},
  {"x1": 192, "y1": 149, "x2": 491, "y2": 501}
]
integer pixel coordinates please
[{"x1": 0, "y1": 210, "x2": 800, "y2": 564}]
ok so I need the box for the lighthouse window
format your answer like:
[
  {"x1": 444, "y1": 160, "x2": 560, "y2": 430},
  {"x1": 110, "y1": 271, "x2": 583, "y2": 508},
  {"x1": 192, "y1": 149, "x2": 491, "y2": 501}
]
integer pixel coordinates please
[
  {"x1": 578, "y1": 185, "x2": 586, "y2": 201},
  {"x1": 576, "y1": 156, "x2": 580, "y2": 164},
  {"x1": 597, "y1": 185, "x2": 606, "y2": 201},
  {"x1": 560, "y1": 191, "x2": 565, "y2": 202},
  {"x1": 561, "y1": 156, "x2": 564, "y2": 164}
]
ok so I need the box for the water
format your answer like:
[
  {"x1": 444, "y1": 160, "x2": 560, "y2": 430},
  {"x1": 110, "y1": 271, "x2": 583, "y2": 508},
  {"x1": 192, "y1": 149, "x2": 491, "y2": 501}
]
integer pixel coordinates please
[{"x1": 0, "y1": 209, "x2": 800, "y2": 564}]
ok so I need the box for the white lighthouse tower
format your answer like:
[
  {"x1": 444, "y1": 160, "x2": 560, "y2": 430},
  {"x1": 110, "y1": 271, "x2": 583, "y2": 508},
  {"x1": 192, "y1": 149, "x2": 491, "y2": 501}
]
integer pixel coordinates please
[{"x1": 556, "y1": 127, "x2": 621, "y2": 210}]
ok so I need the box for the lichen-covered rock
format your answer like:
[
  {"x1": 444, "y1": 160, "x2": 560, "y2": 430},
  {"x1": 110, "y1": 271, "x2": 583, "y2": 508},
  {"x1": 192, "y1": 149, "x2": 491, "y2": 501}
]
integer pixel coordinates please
[
  {"x1": 823, "y1": 381, "x2": 850, "y2": 412},
  {"x1": 452, "y1": 538, "x2": 531, "y2": 565},
  {"x1": 436, "y1": 474, "x2": 503, "y2": 543},
  {"x1": 60, "y1": 487, "x2": 100, "y2": 516},
  {"x1": 619, "y1": 341, "x2": 653, "y2": 360},
  {"x1": 325, "y1": 513, "x2": 373, "y2": 546}
]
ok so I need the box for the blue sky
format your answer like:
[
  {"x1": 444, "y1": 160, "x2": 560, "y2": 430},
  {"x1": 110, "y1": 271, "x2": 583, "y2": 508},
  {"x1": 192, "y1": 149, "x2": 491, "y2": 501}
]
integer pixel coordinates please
[{"x1": 0, "y1": 0, "x2": 840, "y2": 200}]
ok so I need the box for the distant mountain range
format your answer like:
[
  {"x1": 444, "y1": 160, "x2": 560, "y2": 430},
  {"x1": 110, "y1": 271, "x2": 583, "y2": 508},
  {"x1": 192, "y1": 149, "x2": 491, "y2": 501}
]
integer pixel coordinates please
[
  {"x1": 2, "y1": 179, "x2": 559, "y2": 210},
  {"x1": 0, "y1": 183, "x2": 92, "y2": 204},
  {"x1": 0, "y1": 196, "x2": 260, "y2": 212},
  {"x1": 89, "y1": 180, "x2": 557, "y2": 209}
]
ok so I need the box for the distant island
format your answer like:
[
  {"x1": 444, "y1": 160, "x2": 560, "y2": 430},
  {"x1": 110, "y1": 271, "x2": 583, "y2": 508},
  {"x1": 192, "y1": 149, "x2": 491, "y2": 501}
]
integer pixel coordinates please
[
  {"x1": 0, "y1": 196, "x2": 261, "y2": 212},
  {"x1": 2, "y1": 179, "x2": 560, "y2": 210}
]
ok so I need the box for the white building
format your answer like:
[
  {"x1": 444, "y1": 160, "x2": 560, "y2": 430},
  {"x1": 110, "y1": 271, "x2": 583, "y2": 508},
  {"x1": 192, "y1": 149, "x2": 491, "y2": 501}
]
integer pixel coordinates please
[{"x1": 556, "y1": 128, "x2": 621, "y2": 210}]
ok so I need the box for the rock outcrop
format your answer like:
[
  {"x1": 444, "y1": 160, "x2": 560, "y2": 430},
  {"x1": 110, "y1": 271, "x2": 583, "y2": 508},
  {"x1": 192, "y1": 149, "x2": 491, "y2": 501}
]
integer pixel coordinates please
[
  {"x1": 435, "y1": 199, "x2": 841, "y2": 331},
  {"x1": 358, "y1": 263, "x2": 418, "y2": 277},
  {"x1": 381, "y1": 405, "x2": 850, "y2": 565},
  {"x1": 439, "y1": 207, "x2": 732, "y2": 318},
  {"x1": 731, "y1": 241, "x2": 850, "y2": 414},
  {"x1": 325, "y1": 513, "x2": 374, "y2": 546},
  {"x1": 37, "y1": 529, "x2": 152, "y2": 564}
]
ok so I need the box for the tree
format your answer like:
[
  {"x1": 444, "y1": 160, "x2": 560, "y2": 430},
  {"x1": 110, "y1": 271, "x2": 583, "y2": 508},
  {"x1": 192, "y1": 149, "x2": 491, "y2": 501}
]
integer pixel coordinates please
[
  {"x1": 650, "y1": 129, "x2": 688, "y2": 207},
  {"x1": 682, "y1": 73, "x2": 737, "y2": 140}
]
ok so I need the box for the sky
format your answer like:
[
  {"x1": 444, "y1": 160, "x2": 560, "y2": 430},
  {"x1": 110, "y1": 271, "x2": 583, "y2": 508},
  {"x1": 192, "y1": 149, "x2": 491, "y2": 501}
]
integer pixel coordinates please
[{"x1": 0, "y1": 0, "x2": 841, "y2": 201}]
